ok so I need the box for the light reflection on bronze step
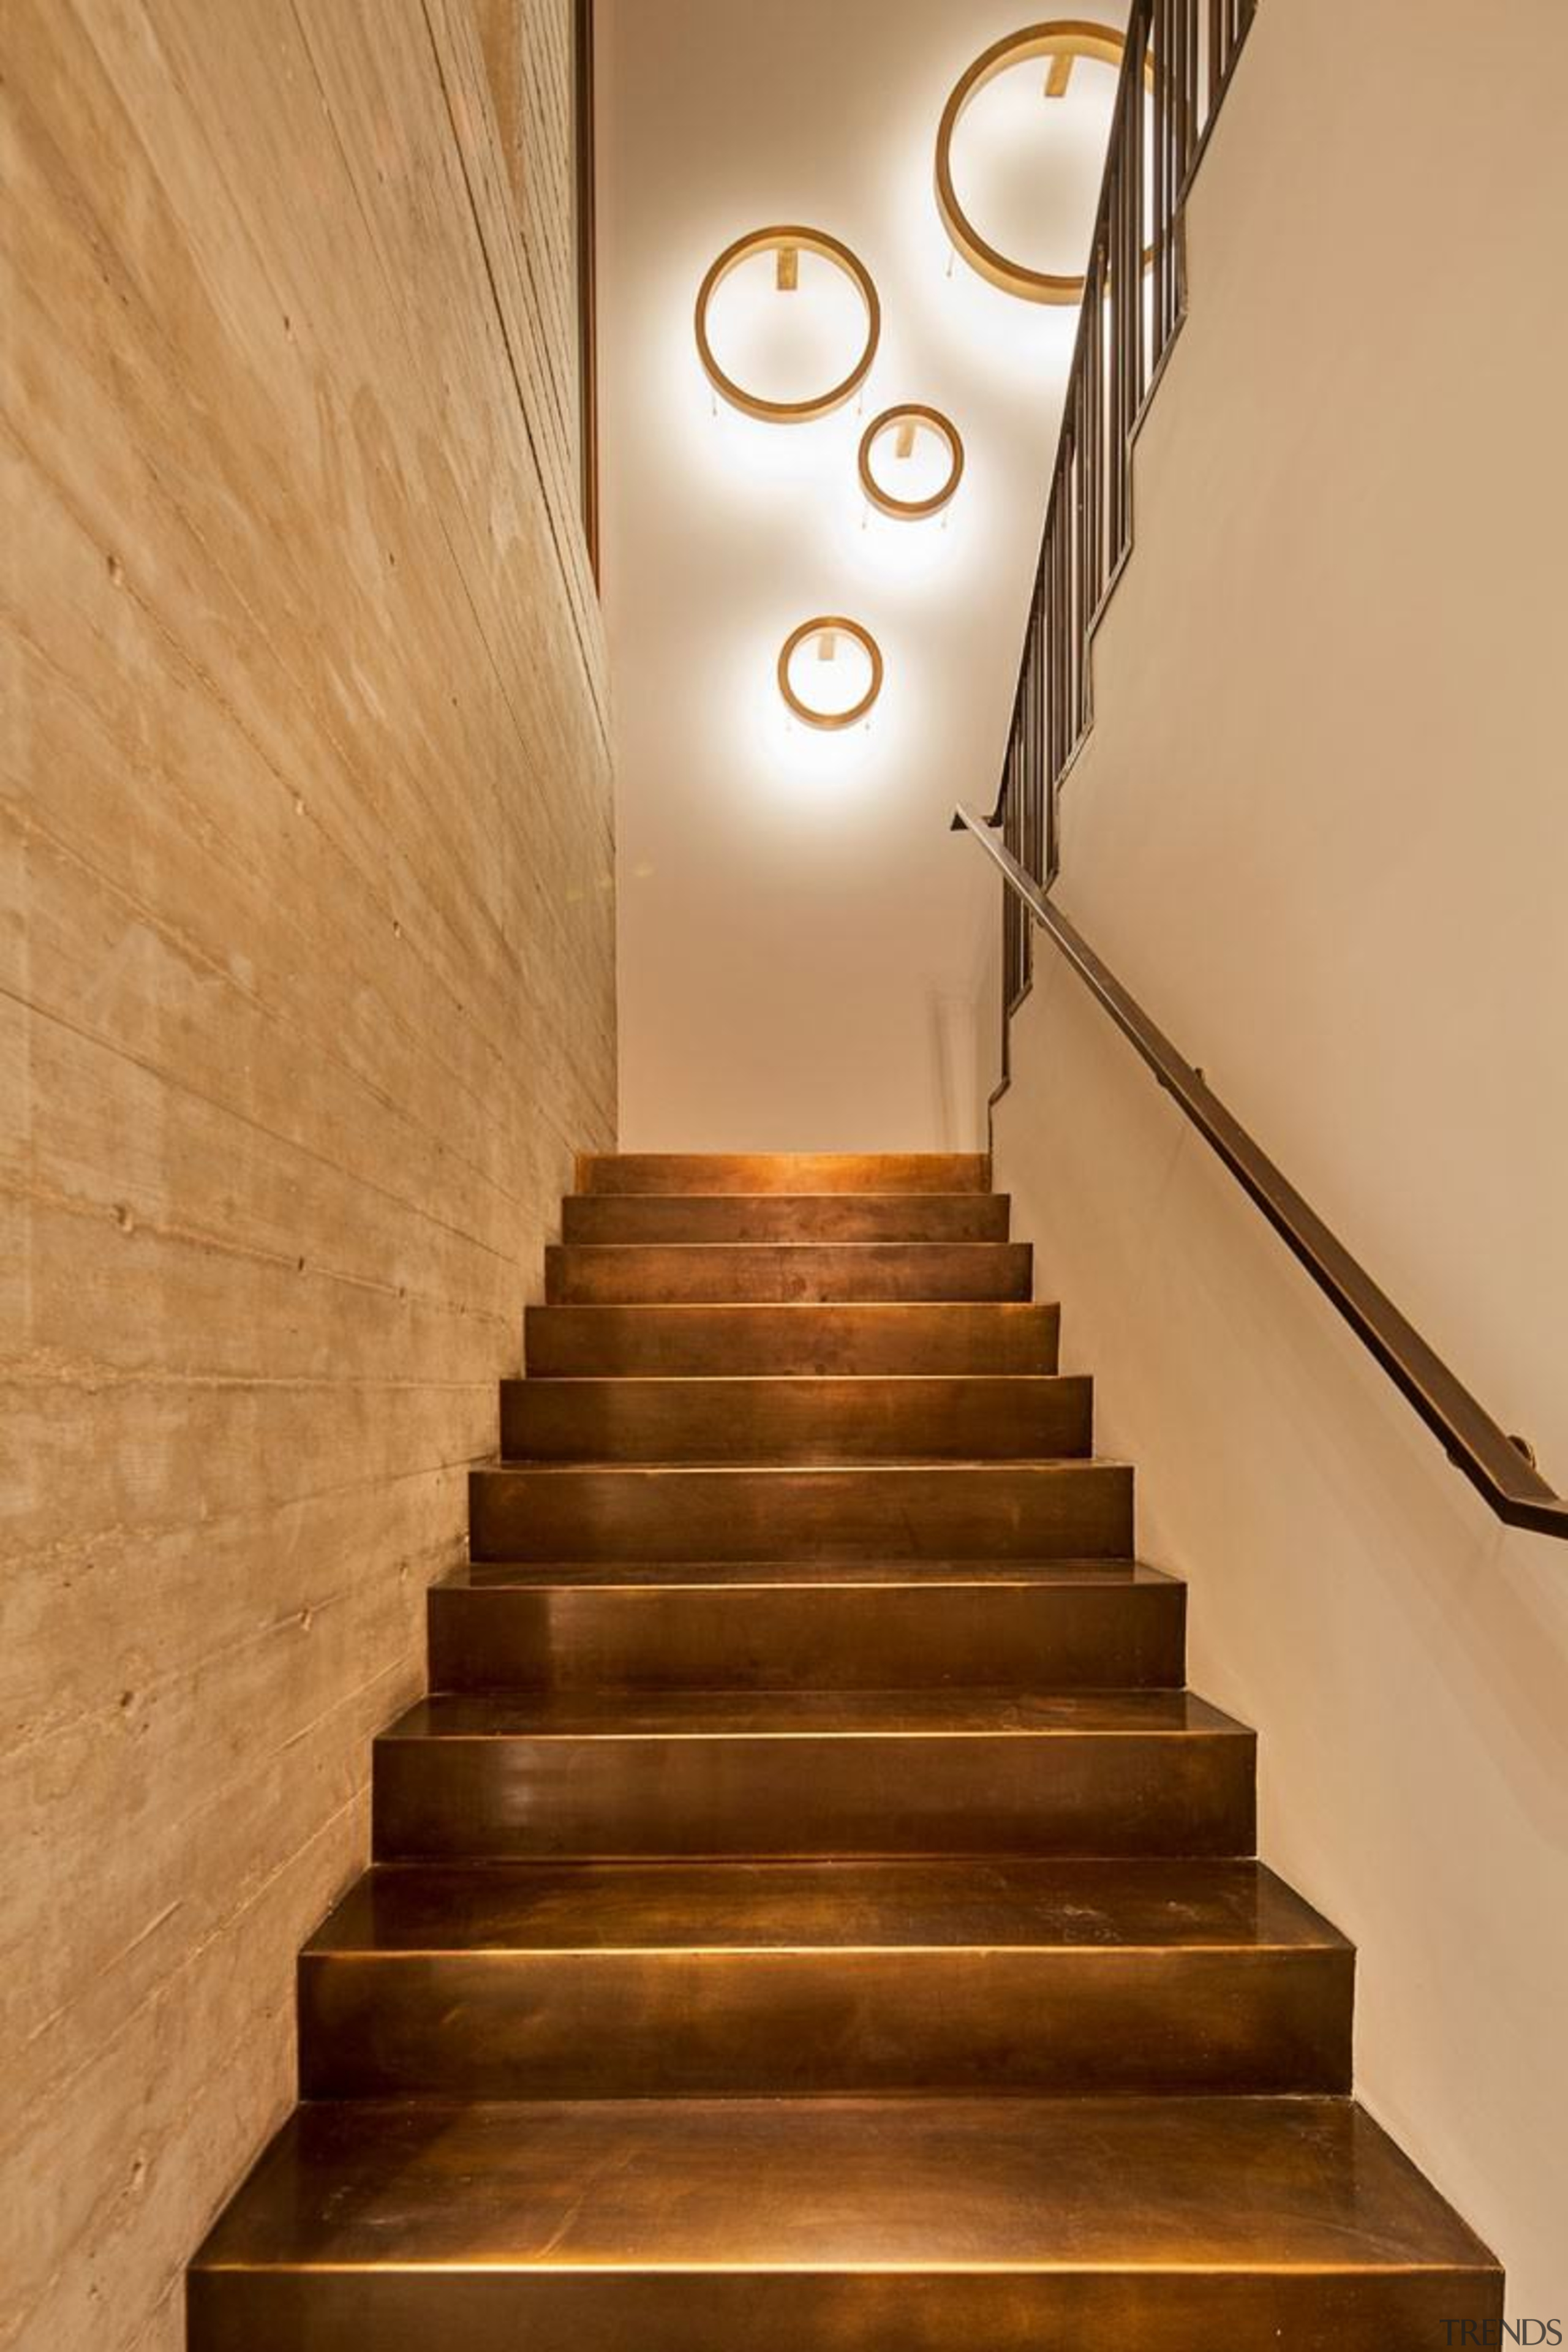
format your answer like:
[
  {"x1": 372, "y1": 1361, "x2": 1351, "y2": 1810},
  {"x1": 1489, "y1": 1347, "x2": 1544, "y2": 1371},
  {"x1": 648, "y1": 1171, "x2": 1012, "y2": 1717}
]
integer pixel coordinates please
[
  {"x1": 500, "y1": 1373, "x2": 1091, "y2": 1464},
  {"x1": 298, "y1": 1856, "x2": 1352, "y2": 2098},
  {"x1": 525, "y1": 1301, "x2": 1060, "y2": 1377},
  {"x1": 562, "y1": 1193, "x2": 1012, "y2": 1243},
  {"x1": 577, "y1": 1151, "x2": 991, "y2": 1194},
  {"x1": 544, "y1": 1242, "x2": 1033, "y2": 1305},
  {"x1": 429, "y1": 1562, "x2": 1183, "y2": 1692},
  {"x1": 371, "y1": 1689, "x2": 1256, "y2": 1860},
  {"x1": 469, "y1": 1460, "x2": 1133, "y2": 1563},
  {"x1": 187, "y1": 2095, "x2": 1502, "y2": 2352}
]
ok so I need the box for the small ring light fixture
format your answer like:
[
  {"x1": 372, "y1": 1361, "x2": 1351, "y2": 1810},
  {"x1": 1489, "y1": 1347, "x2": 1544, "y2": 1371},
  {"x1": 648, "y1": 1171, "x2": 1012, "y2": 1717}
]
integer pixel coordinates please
[
  {"x1": 777, "y1": 617, "x2": 884, "y2": 731},
  {"x1": 858, "y1": 404, "x2": 965, "y2": 521},
  {"x1": 935, "y1": 21, "x2": 1156, "y2": 304},
  {"x1": 695, "y1": 226, "x2": 881, "y2": 423}
]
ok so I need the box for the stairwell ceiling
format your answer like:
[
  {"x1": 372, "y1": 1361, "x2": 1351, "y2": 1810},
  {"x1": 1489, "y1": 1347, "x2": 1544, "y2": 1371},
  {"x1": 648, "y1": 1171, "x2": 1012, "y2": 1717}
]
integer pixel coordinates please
[{"x1": 598, "y1": 0, "x2": 1132, "y2": 1148}]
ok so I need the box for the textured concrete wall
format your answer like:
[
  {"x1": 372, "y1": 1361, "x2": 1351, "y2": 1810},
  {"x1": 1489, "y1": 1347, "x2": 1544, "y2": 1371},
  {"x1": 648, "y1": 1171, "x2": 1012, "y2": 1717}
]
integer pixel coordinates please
[{"x1": 1, "y1": 3, "x2": 613, "y2": 2346}]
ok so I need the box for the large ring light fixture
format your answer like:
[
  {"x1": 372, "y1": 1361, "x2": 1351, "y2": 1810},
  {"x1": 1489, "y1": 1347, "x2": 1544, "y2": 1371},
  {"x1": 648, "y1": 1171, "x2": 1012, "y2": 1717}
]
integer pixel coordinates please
[
  {"x1": 858, "y1": 405, "x2": 965, "y2": 521},
  {"x1": 695, "y1": 226, "x2": 881, "y2": 423},
  {"x1": 777, "y1": 617, "x2": 884, "y2": 730},
  {"x1": 936, "y1": 21, "x2": 1156, "y2": 304}
]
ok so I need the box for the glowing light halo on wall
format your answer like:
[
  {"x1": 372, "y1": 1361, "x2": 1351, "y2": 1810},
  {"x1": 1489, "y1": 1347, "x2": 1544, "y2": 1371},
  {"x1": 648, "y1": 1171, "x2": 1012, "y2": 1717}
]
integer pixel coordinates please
[
  {"x1": 858, "y1": 404, "x2": 965, "y2": 521},
  {"x1": 695, "y1": 225, "x2": 881, "y2": 423},
  {"x1": 777, "y1": 617, "x2": 884, "y2": 730},
  {"x1": 935, "y1": 21, "x2": 1156, "y2": 304}
]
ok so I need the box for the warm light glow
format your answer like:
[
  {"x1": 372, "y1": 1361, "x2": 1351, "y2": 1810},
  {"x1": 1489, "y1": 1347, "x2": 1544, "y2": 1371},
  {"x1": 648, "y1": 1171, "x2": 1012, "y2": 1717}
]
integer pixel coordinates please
[
  {"x1": 695, "y1": 227, "x2": 881, "y2": 422},
  {"x1": 937, "y1": 23, "x2": 1148, "y2": 303},
  {"x1": 726, "y1": 621, "x2": 915, "y2": 820},
  {"x1": 612, "y1": 32, "x2": 1111, "y2": 832},
  {"x1": 859, "y1": 405, "x2": 965, "y2": 519},
  {"x1": 777, "y1": 617, "x2": 884, "y2": 729}
]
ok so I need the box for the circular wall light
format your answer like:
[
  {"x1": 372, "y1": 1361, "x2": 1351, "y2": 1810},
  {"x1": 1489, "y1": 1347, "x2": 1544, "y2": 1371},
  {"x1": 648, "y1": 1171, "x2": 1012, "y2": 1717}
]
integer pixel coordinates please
[
  {"x1": 858, "y1": 404, "x2": 965, "y2": 520},
  {"x1": 695, "y1": 226, "x2": 881, "y2": 423},
  {"x1": 935, "y1": 21, "x2": 1155, "y2": 304},
  {"x1": 777, "y1": 617, "x2": 884, "y2": 730}
]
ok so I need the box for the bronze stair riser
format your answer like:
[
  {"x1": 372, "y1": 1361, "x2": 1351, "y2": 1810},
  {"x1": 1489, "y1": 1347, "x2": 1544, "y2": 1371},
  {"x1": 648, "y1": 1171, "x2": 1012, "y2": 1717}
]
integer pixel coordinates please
[
  {"x1": 525, "y1": 1302, "x2": 1060, "y2": 1377},
  {"x1": 372, "y1": 1728, "x2": 1256, "y2": 1860},
  {"x1": 187, "y1": 2266, "x2": 1505, "y2": 2352},
  {"x1": 429, "y1": 1576, "x2": 1184, "y2": 1692},
  {"x1": 544, "y1": 1242, "x2": 1033, "y2": 1305},
  {"x1": 500, "y1": 1374, "x2": 1091, "y2": 1464},
  {"x1": 299, "y1": 1944, "x2": 1352, "y2": 2100},
  {"x1": 469, "y1": 1463, "x2": 1134, "y2": 1563},
  {"x1": 577, "y1": 1151, "x2": 990, "y2": 1194},
  {"x1": 562, "y1": 1193, "x2": 1012, "y2": 1243}
]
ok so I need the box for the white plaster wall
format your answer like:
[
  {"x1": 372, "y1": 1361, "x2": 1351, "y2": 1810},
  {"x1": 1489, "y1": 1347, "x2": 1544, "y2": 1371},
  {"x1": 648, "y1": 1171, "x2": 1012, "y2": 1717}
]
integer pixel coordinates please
[
  {"x1": 993, "y1": 0, "x2": 1568, "y2": 2315},
  {"x1": 597, "y1": 0, "x2": 1137, "y2": 1150}
]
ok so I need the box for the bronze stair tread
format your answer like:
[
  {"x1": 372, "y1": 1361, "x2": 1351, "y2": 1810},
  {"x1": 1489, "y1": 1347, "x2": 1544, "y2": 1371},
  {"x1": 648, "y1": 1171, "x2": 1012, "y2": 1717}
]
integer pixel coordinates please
[
  {"x1": 544, "y1": 1241, "x2": 1033, "y2": 1304},
  {"x1": 500, "y1": 1372, "x2": 1092, "y2": 1463},
  {"x1": 562, "y1": 1192, "x2": 1012, "y2": 1241},
  {"x1": 371, "y1": 1686, "x2": 1254, "y2": 1860},
  {"x1": 469, "y1": 1458, "x2": 1134, "y2": 1562},
  {"x1": 381, "y1": 1687, "x2": 1242, "y2": 1738},
  {"x1": 525, "y1": 1300, "x2": 1060, "y2": 1376},
  {"x1": 298, "y1": 1857, "x2": 1350, "y2": 2100},
  {"x1": 307, "y1": 1856, "x2": 1343, "y2": 1954},
  {"x1": 454, "y1": 1556, "x2": 1175, "y2": 1587},
  {"x1": 189, "y1": 2096, "x2": 1499, "y2": 2351},
  {"x1": 578, "y1": 1151, "x2": 991, "y2": 1193},
  {"x1": 478, "y1": 1453, "x2": 1121, "y2": 1471},
  {"x1": 432, "y1": 1559, "x2": 1184, "y2": 1692}
]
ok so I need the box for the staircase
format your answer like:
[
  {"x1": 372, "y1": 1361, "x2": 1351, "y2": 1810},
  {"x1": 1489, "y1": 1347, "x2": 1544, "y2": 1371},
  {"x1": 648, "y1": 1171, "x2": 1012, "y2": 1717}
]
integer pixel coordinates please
[{"x1": 189, "y1": 1152, "x2": 1502, "y2": 2348}]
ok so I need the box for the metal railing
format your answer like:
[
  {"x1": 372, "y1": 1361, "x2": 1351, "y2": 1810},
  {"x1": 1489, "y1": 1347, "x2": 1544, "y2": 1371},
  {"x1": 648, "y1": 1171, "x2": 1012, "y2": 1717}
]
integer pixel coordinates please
[
  {"x1": 951, "y1": 1, "x2": 1565, "y2": 1537},
  {"x1": 991, "y1": 0, "x2": 1258, "y2": 1051},
  {"x1": 954, "y1": 812, "x2": 1567, "y2": 1539}
]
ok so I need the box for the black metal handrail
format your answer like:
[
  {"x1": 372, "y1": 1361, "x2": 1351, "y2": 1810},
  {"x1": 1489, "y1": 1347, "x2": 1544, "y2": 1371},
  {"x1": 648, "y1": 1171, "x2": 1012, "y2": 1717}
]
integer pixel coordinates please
[
  {"x1": 953, "y1": 810, "x2": 1567, "y2": 1540},
  {"x1": 990, "y1": 0, "x2": 1259, "y2": 1038}
]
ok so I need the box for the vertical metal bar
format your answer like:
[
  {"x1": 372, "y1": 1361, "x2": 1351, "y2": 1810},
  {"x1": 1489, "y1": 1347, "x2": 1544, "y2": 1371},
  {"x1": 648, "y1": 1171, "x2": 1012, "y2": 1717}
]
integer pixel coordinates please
[
  {"x1": 1093, "y1": 244, "x2": 1105, "y2": 603},
  {"x1": 1093, "y1": 247, "x2": 1103, "y2": 606},
  {"x1": 1188, "y1": 0, "x2": 1201, "y2": 175},
  {"x1": 1074, "y1": 378, "x2": 1087, "y2": 740},
  {"x1": 1129, "y1": 13, "x2": 1145, "y2": 410},
  {"x1": 1120, "y1": 91, "x2": 1133, "y2": 532},
  {"x1": 1166, "y1": 0, "x2": 1178, "y2": 350},
  {"x1": 1109, "y1": 153, "x2": 1123, "y2": 559},
  {"x1": 1153, "y1": 0, "x2": 1166, "y2": 362},
  {"x1": 1024, "y1": 597, "x2": 1034, "y2": 897},
  {"x1": 573, "y1": 0, "x2": 600, "y2": 584},
  {"x1": 1052, "y1": 487, "x2": 1063, "y2": 794},
  {"x1": 1169, "y1": 0, "x2": 1182, "y2": 218}
]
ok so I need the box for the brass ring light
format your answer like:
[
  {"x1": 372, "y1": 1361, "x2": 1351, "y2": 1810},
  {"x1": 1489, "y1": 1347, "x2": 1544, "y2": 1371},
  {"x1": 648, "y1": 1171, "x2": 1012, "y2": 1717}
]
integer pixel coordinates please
[
  {"x1": 695, "y1": 226, "x2": 881, "y2": 423},
  {"x1": 858, "y1": 404, "x2": 965, "y2": 520},
  {"x1": 777, "y1": 617, "x2": 885, "y2": 730},
  {"x1": 935, "y1": 21, "x2": 1156, "y2": 304}
]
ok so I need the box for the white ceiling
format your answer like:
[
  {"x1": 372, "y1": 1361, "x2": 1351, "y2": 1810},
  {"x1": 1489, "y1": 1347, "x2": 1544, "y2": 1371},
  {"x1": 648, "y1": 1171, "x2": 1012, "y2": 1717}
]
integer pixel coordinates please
[{"x1": 597, "y1": 0, "x2": 1131, "y2": 1150}]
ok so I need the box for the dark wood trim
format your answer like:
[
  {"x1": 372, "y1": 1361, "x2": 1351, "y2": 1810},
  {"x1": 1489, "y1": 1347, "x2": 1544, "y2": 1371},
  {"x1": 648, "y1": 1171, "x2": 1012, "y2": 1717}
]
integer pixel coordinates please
[
  {"x1": 573, "y1": 0, "x2": 600, "y2": 586},
  {"x1": 952, "y1": 807, "x2": 1568, "y2": 1542}
]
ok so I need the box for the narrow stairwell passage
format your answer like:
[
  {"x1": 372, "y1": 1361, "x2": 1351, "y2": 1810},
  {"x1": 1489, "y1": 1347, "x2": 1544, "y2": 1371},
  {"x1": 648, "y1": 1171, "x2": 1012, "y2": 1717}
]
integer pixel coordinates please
[{"x1": 189, "y1": 1153, "x2": 1502, "y2": 2348}]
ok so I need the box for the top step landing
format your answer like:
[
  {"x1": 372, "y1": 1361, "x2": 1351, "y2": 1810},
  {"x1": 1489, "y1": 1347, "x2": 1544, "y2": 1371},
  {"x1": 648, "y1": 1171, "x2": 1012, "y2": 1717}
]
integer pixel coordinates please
[{"x1": 579, "y1": 1153, "x2": 990, "y2": 1196}]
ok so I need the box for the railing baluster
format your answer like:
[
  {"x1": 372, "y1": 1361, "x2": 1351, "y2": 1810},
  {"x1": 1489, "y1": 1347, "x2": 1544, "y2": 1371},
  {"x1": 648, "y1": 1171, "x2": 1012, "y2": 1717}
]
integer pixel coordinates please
[
  {"x1": 1131, "y1": 21, "x2": 1146, "y2": 412},
  {"x1": 982, "y1": 0, "x2": 1257, "y2": 1058}
]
